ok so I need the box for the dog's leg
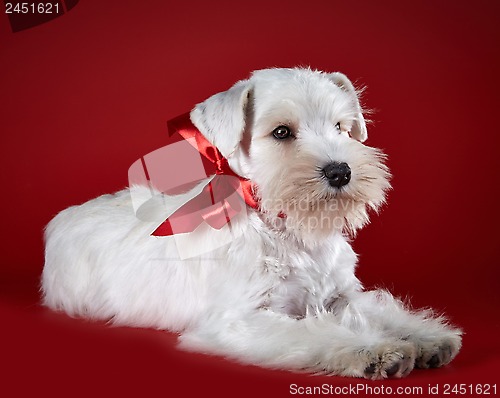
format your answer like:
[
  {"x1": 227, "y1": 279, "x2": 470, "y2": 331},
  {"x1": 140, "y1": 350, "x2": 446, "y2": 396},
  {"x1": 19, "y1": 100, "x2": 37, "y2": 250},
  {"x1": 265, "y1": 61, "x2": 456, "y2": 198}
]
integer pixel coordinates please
[
  {"x1": 345, "y1": 290, "x2": 462, "y2": 370},
  {"x1": 178, "y1": 309, "x2": 417, "y2": 379}
]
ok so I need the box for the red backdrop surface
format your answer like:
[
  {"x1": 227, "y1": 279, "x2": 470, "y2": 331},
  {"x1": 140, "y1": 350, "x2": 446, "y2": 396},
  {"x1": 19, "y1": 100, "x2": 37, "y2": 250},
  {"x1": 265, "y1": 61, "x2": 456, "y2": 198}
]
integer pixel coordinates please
[{"x1": 1, "y1": 1, "x2": 499, "y2": 397}]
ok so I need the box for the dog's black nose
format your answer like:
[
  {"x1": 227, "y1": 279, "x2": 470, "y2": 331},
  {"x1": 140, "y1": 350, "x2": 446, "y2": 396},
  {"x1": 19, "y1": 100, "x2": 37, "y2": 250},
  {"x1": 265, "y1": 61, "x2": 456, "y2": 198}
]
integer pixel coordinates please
[{"x1": 322, "y1": 162, "x2": 351, "y2": 188}]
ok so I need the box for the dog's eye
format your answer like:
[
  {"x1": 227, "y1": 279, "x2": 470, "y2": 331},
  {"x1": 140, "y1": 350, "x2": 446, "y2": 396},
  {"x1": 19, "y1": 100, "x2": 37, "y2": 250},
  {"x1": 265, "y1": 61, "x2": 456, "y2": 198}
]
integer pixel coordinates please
[
  {"x1": 335, "y1": 122, "x2": 341, "y2": 132},
  {"x1": 272, "y1": 125, "x2": 292, "y2": 140}
]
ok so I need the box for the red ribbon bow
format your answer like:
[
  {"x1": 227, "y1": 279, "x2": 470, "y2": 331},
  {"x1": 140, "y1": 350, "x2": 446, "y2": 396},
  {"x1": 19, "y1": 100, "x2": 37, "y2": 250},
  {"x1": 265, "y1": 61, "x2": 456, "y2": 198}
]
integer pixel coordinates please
[{"x1": 151, "y1": 113, "x2": 258, "y2": 236}]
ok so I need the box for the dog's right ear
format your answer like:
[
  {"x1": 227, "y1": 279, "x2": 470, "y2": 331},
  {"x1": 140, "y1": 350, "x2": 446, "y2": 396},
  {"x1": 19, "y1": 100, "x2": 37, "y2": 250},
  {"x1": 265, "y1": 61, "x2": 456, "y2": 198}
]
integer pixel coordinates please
[
  {"x1": 190, "y1": 79, "x2": 252, "y2": 159},
  {"x1": 327, "y1": 72, "x2": 368, "y2": 142}
]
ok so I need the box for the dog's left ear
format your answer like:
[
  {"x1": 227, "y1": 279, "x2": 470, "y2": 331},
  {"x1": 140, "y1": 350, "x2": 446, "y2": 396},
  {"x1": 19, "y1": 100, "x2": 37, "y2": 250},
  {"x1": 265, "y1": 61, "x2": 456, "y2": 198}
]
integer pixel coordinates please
[
  {"x1": 327, "y1": 72, "x2": 368, "y2": 142},
  {"x1": 190, "y1": 79, "x2": 252, "y2": 158}
]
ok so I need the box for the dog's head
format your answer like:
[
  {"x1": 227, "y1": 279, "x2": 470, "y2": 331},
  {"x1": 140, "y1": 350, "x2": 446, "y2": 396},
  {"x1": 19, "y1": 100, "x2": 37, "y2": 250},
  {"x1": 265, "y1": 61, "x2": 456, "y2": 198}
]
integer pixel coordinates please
[{"x1": 191, "y1": 68, "x2": 390, "y2": 241}]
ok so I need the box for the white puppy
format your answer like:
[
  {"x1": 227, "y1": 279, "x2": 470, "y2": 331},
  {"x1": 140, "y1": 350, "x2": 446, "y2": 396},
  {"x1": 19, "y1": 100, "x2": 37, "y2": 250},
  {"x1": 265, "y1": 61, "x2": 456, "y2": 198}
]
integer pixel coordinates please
[{"x1": 42, "y1": 68, "x2": 461, "y2": 379}]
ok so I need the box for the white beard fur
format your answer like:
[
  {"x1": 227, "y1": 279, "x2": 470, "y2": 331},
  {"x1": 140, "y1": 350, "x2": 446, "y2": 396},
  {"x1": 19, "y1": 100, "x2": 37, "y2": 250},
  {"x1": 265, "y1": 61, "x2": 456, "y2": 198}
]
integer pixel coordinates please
[{"x1": 41, "y1": 67, "x2": 461, "y2": 379}]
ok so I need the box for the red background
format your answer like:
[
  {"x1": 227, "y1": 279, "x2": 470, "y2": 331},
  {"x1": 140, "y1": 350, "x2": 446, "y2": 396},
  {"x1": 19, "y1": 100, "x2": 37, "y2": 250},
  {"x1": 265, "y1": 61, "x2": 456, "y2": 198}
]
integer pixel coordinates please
[{"x1": 1, "y1": 1, "x2": 499, "y2": 396}]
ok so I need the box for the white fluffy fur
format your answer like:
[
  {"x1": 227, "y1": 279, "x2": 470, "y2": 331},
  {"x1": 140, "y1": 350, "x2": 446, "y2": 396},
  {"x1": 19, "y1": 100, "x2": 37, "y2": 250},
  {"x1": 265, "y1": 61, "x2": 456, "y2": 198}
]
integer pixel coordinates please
[{"x1": 42, "y1": 68, "x2": 461, "y2": 379}]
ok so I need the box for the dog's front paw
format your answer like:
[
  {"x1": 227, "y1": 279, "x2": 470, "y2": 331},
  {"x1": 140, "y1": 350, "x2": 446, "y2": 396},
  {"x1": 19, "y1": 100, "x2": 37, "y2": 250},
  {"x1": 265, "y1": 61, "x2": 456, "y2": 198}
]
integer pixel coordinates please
[
  {"x1": 333, "y1": 341, "x2": 416, "y2": 379},
  {"x1": 362, "y1": 341, "x2": 416, "y2": 380},
  {"x1": 414, "y1": 330, "x2": 462, "y2": 369}
]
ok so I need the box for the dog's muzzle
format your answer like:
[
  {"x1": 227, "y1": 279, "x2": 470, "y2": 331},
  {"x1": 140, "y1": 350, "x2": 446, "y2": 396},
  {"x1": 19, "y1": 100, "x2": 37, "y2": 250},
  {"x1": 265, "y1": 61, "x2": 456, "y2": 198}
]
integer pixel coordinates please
[{"x1": 322, "y1": 162, "x2": 351, "y2": 188}]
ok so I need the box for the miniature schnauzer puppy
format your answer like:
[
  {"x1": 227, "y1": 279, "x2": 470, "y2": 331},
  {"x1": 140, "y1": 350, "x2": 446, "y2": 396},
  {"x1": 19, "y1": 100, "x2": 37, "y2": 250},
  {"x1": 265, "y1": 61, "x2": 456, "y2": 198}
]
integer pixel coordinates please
[{"x1": 42, "y1": 68, "x2": 462, "y2": 379}]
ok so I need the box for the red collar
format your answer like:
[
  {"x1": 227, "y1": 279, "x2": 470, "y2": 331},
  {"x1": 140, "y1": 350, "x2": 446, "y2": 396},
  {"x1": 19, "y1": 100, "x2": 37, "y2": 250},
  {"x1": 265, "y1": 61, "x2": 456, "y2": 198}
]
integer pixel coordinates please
[{"x1": 152, "y1": 113, "x2": 258, "y2": 236}]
